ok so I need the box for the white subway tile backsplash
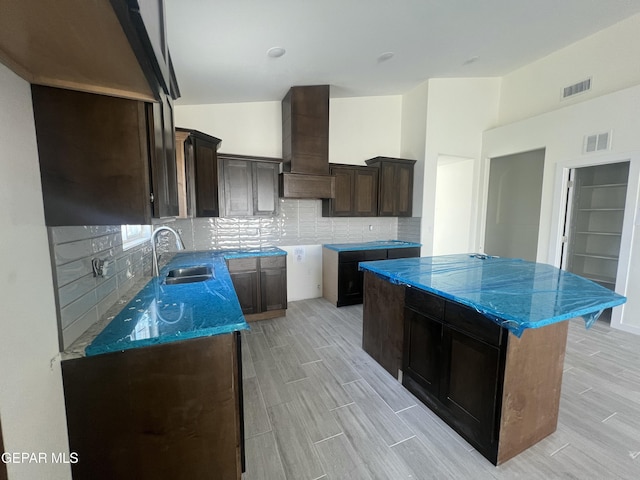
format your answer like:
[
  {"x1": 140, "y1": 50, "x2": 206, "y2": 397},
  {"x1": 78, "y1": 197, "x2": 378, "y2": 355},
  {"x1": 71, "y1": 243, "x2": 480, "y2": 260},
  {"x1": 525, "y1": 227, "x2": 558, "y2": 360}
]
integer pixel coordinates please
[
  {"x1": 95, "y1": 276, "x2": 117, "y2": 303},
  {"x1": 60, "y1": 289, "x2": 98, "y2": 329},
  {"x1": 91, "y1": 232, "x2": 122, "y2": 254},
  {"x1": 55, "y1": 257, "x2": 91, "y2": 288},
  {"x1": 50, "y1": 225, "x2": 119, "y2": 244},
  {"x1": 62, "y1": 306, "x2": 99, "y2": 349},
  {"x1": 58, "y1": 275, "x2": 97, "y2": 309},
  {"x1": 54, "y1": 237, "x2": 93, "y2": 265},
  {"x1": 397, "y1": 217, "x2": 421, "y2": 243},
  {"x1": 49, "y1": 225, "x2": 151, "y2": 349}
]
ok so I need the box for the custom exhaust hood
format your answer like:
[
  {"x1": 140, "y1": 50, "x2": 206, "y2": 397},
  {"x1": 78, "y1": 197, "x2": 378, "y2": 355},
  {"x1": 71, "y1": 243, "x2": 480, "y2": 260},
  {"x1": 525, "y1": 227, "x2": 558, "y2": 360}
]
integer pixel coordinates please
[{"x1": 279, "y1": 85, "x2": 336, "y2": 199}]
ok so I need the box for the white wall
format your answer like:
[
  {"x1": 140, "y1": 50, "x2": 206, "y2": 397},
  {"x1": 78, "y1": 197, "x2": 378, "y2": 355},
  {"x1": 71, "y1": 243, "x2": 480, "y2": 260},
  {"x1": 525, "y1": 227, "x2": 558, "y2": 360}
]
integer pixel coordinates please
[
  {"x1": 329, "y1": 95, "x2": 403, "y2": 164},
  {"x1": 499, "y1": 13, "x2": 640, "y2": 125},
  {"x1": 400, "y1": 81, "x2": 429, "y2": 218},
  {"x1": 279, "y1": 245, "x2": 323, "y2": 301},
  {"x1": 483, "y1": 84, "x2": 640, "y2": 334},
  {"x1": 0, "y1": 64, "x2": 71, "y2": 479},
  {"x1": 175, "y1": 95, "x2": 404, "y2": 164},
  {"x1": 175, "y1": 101, "x2": 282, "y2": 157},
  {"x1": 419, "y1": 78, "x2": 501, "y2": 255},
  {"x1": 433, "y1": 156, "x2": 475, "y2": 255}
]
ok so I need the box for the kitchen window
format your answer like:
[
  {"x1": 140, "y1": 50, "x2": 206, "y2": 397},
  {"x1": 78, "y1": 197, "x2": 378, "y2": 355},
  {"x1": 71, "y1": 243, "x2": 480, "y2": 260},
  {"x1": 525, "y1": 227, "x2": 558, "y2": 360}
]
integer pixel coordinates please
[{"x1": 121, "y1": 224, "x2": 151, "y2": 250}]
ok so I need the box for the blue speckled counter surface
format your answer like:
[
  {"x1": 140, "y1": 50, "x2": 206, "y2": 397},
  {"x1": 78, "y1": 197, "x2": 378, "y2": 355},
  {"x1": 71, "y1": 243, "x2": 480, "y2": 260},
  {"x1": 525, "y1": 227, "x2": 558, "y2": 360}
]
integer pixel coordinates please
[
  {"x1": 84, "y1": 248, "x2": 286, "y2": 357},
  {"x1": 359, "y1": 254, "x2": 626, "y2": 336},
  {"x1": 323, "y1": 240, "x2": 421, "y2": 252}
]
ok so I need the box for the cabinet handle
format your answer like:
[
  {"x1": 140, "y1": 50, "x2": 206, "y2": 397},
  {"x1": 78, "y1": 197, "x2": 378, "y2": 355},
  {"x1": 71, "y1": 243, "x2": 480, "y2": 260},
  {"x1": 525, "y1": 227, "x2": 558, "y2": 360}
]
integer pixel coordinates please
[{"x1": 150, "y1": 192, "x2": 155, "y2": 203}]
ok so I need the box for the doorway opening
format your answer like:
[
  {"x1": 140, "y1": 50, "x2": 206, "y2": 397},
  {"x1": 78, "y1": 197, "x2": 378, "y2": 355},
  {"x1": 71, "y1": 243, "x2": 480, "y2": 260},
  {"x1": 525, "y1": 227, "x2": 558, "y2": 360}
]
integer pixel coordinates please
[
  {"x1": 483, "y1": 149, "x2": 545, "y2": 261},
  {"x1": 561, "y1": 161, "x2": 630, "y2": 323}
]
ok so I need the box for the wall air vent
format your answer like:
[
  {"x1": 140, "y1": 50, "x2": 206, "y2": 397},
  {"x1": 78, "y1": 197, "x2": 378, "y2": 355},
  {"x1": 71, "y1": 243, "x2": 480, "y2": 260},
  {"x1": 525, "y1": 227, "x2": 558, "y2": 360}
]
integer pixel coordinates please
[
  {"x1": 562, "y1": 78, "x2": 591, "y2": 99},
  {"x1": 583, "y1": 131, "x2": 611, "y2": 153}
]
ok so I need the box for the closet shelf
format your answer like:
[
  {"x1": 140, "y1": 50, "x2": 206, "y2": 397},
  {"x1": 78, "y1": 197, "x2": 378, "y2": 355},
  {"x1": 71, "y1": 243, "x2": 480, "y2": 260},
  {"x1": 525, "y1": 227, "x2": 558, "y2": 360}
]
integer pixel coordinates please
[
  {"x1": 575, "y1": 231, "x2": 622, "y2": 236},
  {"x1": 577, "y1": 273, "x2": 616, "y2": 286},
  {"x1": 577, "y1": 208, "x2": 624, "y2": 212},
  {"x1": 573, "y1": 253, "x2": 619, "y2": 261},
  {"x1": 580, "y1": 183, "x2": 627, "y2": 189}
]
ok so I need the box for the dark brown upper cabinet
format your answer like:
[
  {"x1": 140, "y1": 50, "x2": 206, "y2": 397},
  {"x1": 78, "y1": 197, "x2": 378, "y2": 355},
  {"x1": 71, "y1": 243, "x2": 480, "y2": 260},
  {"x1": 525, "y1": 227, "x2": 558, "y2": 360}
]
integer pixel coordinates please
[
  {"x1": 219, "y1": 154, "x2": 281, "y2": 217},
  {"x1": 148, "y1": 92, "x2": 179, "y2": 218},
  {"x1": 0, "y1": 0, "x2": 178, "y2": 103},
  {"x1": 280, "y1": 85, "x2": 335, "y2": 199},
  {"x1": 32, "y1": 85, "x2": 179, "y2": 226},
  {"x1": 176, "y1": 128, "x2": 222, "y2": 218},
  {"x1": 322, "y1": 164, "x2": 378, "y2": 217},
  {"x1": 365, "y1": 157, "x2": 416, "y2": 217}
]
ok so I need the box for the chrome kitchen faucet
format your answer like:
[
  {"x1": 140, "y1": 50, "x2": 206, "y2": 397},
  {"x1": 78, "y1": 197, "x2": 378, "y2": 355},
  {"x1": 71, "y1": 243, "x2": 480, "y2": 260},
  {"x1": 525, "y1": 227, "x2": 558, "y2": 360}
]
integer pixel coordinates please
[{"x1": 151, "y1": 226, "x2": 185, "y2": 277}]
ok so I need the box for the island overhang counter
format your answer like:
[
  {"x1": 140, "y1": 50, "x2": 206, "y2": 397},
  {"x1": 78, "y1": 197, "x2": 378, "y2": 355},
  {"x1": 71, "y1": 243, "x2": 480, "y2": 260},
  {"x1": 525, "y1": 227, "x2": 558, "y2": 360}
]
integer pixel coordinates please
[{"x1": 359, "y1": 254, "x2": 626, "y2": 465}]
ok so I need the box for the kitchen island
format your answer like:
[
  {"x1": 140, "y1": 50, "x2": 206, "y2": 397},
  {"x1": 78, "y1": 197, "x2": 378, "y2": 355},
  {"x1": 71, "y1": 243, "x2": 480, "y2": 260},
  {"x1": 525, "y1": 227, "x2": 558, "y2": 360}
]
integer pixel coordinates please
[
  {"x1": 61, "y1": 248, "x2": 285, "y2": 480},
  {"x1": 322, "y1": 240, "x2": 421, "y2": 306},
  {"x1": 359, "y1": 254, "x2": 626, "y2": 465}
]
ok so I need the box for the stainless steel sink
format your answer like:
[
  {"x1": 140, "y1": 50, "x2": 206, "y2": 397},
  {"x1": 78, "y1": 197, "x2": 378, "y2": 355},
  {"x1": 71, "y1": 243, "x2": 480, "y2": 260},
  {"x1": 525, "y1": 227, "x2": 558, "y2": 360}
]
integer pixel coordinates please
[{"x1": 164, "y1": 265, "x2": 213, "y2": 285}]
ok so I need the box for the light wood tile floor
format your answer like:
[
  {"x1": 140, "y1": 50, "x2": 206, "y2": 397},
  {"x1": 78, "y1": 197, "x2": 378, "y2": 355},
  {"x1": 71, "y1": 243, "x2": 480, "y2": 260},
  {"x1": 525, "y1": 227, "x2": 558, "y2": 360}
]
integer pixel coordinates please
[{"x1": 241, "y1": 298, "x2": 640, "y2": 480}]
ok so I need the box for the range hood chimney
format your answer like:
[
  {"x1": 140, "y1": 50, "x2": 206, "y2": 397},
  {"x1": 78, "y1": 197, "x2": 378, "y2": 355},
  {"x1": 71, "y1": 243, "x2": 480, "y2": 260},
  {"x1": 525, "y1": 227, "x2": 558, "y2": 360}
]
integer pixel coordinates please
[{"x1": 279, "y1": 85, "x2": 335, "y2": 199}]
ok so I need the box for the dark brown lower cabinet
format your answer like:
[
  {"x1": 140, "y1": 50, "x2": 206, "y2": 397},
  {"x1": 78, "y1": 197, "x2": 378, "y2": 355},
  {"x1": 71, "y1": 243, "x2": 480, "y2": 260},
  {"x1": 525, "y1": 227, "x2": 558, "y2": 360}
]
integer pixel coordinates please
[
  {"x1": 62, "y1": 333, "x2": 244, "y2": 480},
  {"x1": 260, "y1": 260, "x2": 288, "y2": 312},
  {"x1": 227, "y1": 256, "x2": 287, "y2": 321},
  {"x1": 362, "y1": 273, "x2": 569, "y2": 465},
  {"x1": 323, "y1": 246, "x2": 420, "y2": 307}
]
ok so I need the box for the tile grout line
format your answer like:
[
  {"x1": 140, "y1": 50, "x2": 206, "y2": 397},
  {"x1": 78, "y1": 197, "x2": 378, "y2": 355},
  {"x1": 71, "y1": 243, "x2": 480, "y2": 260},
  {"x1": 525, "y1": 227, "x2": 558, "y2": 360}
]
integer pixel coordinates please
[
  {"x1": 313, "y1": 432, "x2": 344, "y2": 445},
  {"x1": 388, "y1": 435, "x2": 416, "y2": 448},
  {"x1": 549, "y1": 443, "x2": 571, "y2": 457}
]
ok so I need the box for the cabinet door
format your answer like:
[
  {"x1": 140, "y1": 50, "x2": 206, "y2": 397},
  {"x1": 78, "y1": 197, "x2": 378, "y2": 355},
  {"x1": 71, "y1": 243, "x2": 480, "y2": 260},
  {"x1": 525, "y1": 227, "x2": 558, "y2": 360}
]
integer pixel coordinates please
[
  {"x1": 253, "y1": 161, "x2": 279, "y2": 216},
  {"x1": 223, "y1": 159, "x2": 253, "y2": 216},
  {"x1": 440, "y1": 326, "x2": 502, "y2": 448},
  {"x1": 337, "y1": 261, "x2": 363, "y2": 306},
  {"x1": 32, "y1": 85, "x2": 151, "y2": 226},
  {"x1": 229, "y1": 271, "x2": 260, "y2": 315},
  {"x1": 395, "y1": 163, "x2": 414, "y2": 217},
  {"x1": 331, "y1": 167, "x2": 355, "y2": 216},
  {"x1": 193, "y1": 137, "x2": 219, "y2": 217},
  {"x1": 354, "y1": 168, "x2": 378, "y2": 216},
  {"x1": 378, "y1": 162, "x2": 397, "y2": 216},
  {"x1": 260, "y1": 268, "x2": 287, "y2": 311},
  {"x1": 402, "y1": 308, "x2": 442, "y2": 399},
  {"x1": 387, "y1": 247, "x2": 421, "y2": 259},
  {"x1": 149, "y1": 93, "x2": 179, "y2": 218}
]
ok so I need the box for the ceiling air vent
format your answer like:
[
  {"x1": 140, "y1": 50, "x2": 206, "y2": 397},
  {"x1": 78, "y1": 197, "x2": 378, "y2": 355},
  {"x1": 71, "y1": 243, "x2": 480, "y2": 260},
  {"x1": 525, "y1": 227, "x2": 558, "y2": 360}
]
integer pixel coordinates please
[
  {"x1": 562, "y1": 78, "x2": 591, "y2": 99},
  {"x1": 583, "y1": 131, "x2": 611, "y2": 153}
]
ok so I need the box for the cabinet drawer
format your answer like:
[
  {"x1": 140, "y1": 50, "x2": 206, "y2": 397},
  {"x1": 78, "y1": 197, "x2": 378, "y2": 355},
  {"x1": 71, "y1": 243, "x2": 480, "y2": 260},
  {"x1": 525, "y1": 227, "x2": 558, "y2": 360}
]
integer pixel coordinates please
[
  {"x1": 444, "y1": 302, "x2": 503, "y2": 347},
  {"x1": 339, "y1": 249, "x2": 387, "y2": 263},
  {"x1": 387, "y1": 247, "x2": 420, "y2": 259},
  {"x1": 260, "y1": 255, "x2": 286, "y2": 269},
  {"x1": 227, "y1": 257, "x2": 258, "y2": 272},
  {"x1": 404, "y1": 287, "x2": 445, "y2": 320}
]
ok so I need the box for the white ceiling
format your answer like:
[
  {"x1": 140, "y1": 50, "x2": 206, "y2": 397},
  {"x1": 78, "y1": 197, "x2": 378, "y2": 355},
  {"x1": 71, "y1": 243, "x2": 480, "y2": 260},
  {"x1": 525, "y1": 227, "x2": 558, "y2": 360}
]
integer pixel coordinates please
[{"x1": 165, "y1": 0, "x2": 640, "y2": 105}]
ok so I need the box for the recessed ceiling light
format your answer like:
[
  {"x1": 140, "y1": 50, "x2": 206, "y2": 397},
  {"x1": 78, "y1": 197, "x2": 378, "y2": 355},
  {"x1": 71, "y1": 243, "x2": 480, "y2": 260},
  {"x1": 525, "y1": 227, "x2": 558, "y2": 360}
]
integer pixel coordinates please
[
  {"x1": 267, "y1": 47, "x2": 286, "y2": 58},
  {"x1": 377, "y1": 52, "x2": 395, "y2": 63}
]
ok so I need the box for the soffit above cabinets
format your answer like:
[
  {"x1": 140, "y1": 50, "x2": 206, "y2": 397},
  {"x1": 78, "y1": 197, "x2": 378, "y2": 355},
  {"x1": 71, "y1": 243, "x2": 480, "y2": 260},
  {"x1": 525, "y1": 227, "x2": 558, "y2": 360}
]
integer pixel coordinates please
[{"x1": 0, "y1": 0, "x2": 155, "y2": 101}]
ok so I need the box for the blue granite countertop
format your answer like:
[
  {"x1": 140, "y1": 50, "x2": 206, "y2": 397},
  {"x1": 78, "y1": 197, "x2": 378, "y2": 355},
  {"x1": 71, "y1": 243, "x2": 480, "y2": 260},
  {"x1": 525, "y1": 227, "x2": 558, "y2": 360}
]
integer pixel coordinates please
[
  {"x1": 359, "y1": 254, "x2": 626, "y2": 337},
  {"x1": 323, "y1": 240, "x2": 421, "y2": 252},
  {"x1": 84, "y1": 248, "x2": 286, "y2": 356}
]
